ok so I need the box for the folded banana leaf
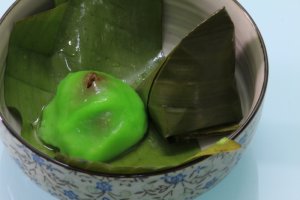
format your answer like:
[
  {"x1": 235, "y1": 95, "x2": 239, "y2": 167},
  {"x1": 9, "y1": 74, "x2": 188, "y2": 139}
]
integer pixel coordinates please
[
  {"x1": 4, "y1": 0, "x2": 241, "y2": 174},
  {"x1": 148, "y1": 8, "x2": 243, "y2": 139}
]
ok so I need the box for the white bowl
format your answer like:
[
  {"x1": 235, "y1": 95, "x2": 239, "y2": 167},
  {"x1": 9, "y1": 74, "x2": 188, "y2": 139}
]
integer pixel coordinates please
[{"x1": 0, "y1": 0, "x2": 268, "y2": 199}]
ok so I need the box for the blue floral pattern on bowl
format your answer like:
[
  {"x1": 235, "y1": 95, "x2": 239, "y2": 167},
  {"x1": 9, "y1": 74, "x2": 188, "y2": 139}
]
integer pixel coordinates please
[{"x1": 0, "y1": 106, "x2": 262, "y2": 200}]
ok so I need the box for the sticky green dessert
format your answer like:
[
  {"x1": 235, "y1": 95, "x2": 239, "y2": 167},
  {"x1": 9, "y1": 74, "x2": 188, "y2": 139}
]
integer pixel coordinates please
[{"x1": 38, "y1": 71, "x2": 147, "y2": 161}]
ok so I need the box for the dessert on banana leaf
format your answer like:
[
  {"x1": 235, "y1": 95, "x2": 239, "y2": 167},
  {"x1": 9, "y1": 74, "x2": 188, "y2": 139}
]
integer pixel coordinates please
[
  {"x1": 37, "y1": 71, "x2": 147, "y2": 162},
  {"x1": 4, "y1": 0, "x2": 242, "y2": 173}
]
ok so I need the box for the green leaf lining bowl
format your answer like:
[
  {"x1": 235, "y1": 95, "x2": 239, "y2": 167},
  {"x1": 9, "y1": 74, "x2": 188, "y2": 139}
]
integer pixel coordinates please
[{"x1": 0, "y1": 0, "x2": 268, "y2": 199}]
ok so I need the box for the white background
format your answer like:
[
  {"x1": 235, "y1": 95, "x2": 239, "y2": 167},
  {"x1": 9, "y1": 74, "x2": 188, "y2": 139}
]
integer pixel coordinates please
[{"x1": 1, "y1": 0, "x2": 300, "y2": 199}]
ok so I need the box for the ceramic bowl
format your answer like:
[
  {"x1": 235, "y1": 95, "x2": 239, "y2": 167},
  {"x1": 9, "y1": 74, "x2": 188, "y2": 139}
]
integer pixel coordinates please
[{"x1": 0, "y1": 0, "x2": 268, "y2": 199}]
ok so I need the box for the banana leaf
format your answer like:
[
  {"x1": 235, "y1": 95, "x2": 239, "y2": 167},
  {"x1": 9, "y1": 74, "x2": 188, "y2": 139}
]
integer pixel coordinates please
[
  {"x1": 5, "y1": 3, "x2": 68, "y2": 123},
  {"x1": 148, "y1": 8, "x2": 243, "y2": 139},
  {"x1": 9, "y1": 3, "x2": 67, "y2": 55},
  {"x1": 21, "y1": 121, "x2": 240, "y2": 174},
  {"x1": 51, "y1": 0, "x2": 164, "y2": 88},
  {"x1": 54, "y1": 0, "x2": 68, "y2": 6},
  {"x1": 52, "y1": 128, "x2": 240, "y2": 174},
  {"x1": 28, "y1": 125, "x2": 200, "y2": 173},
  {"x1": 4, "y1": 1, "x2": 241, "y2": 174}
]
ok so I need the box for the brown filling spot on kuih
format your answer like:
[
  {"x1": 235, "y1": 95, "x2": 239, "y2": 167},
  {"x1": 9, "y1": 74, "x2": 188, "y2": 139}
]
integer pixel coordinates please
[{"x1": 86, "y1": 72, "x2": 101, "y2": 88}]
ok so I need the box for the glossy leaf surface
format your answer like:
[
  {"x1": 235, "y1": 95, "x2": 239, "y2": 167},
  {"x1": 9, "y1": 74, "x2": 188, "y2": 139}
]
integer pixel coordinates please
[{"x1": 148, "y1": 9, "x2": 243, "y2": 138}]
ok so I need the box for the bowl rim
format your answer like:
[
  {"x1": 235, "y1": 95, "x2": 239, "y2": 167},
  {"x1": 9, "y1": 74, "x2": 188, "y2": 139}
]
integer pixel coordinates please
[{"x1": 0, "y1": 0, "x2": 268, "y2": 178}]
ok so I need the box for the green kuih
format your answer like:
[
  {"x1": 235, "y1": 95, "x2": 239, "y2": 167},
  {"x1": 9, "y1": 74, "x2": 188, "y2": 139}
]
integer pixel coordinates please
[{"x1": 37, "y1": 71, "x2": 147, "y2": 162}]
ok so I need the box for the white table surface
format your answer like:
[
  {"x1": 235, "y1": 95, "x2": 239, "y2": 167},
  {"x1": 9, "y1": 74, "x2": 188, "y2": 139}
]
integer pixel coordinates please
[{"x1": 1, "y1": 0, "x2": 300, "y2": 199}]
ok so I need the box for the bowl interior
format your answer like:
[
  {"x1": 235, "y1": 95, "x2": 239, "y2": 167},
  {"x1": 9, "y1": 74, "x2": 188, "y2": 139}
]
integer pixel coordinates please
[
  {"x1": 0, "y1": 0, "x2": 266, "y2": 156},
  {"x1": 163, "y1": 0, "x2": 266, "y2": 122}
]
